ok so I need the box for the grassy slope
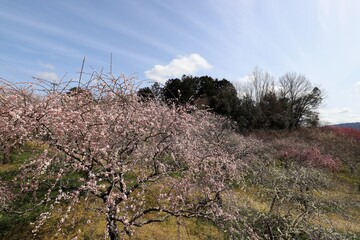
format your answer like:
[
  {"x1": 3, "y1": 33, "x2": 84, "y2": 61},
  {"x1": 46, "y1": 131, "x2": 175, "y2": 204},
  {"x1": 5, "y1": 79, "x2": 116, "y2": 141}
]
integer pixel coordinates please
[
  {"x1": 1, "y1": 128, "x2": 360, "y2": 239},
  {"x1": 1, "y1": 198, "x2": 223, "y2": 240},
  {"x1": 250, "y1": 128, "x2": 360, "y2": 237}
]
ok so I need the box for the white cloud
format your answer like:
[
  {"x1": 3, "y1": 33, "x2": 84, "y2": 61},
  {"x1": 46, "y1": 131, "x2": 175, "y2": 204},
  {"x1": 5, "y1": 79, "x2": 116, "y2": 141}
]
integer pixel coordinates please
[
  {"x1": 144, "y1": 54, "x2": 212, "y2": 83},
  {"x1": 35, "y1": 72, "x2": 60, "y2": 83},
  {"x1": 38, "y1": 61, "x2": 55, "y2": 70},
  {"x1": 318, "y1": 107, "x2": 360, "y2": 124},
  {"x1": 234, "y1": 75, "x2": 251, "y2": 84},
  {"x1": 355, "y1": 81, "x2": 360, "y2": 90},
  {"x1": 231, "y1": 75, "x2": 251, "y2": 97},
  {"x1": 319, "y1": 107, "x2": 352, "y2": 114}
]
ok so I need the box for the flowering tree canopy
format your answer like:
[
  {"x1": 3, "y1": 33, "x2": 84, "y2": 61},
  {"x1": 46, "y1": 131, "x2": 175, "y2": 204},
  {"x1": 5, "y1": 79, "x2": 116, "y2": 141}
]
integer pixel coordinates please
[
  {"x1": 2, "y1": 73, "x2": 248, "y2": 239},
  {"x1": 0, "y1": 83, "x2": 35, "y2": 163}
]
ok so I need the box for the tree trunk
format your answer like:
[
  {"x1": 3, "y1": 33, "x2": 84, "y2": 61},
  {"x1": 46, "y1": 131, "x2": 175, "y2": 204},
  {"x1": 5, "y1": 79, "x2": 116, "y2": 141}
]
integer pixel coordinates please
[
  {"x1": 2, "y1": 145, "x2": 11, "y2": 164},
  {"x1": 106, "y1": 205, "x2": 120, "y2": 240}
]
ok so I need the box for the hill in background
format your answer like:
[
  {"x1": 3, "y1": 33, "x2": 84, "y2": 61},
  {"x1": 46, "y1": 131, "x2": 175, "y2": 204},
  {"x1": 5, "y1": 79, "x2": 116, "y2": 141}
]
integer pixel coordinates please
[{"x1": 333, "y1": 122, "x2": 360, "y2": 130}]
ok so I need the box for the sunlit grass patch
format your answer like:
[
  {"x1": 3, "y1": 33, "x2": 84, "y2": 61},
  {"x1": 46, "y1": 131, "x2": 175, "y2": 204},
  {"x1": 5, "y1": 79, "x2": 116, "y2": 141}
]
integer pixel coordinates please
[
  {"x1": 233, "y1": 187, "x2": 269, "y2": 213},
  {"x1": 336, "y1": 170, "x2": 360, "y2": 187},
  {"x1": 312, "y1": 189, "x2": 360, "y2": 201},
  {"x1": 0, "y1": 162, "x2": 22, "y2": 173},
  {"x1": 5, "y1": 197, "x2": 223, "y2": 240},
  {"x1": 23, "y1": 197, "x2": 107, "y2": 240},
  {"x1": 311, "y1": 212, "x2": 360, "y2": 234},
  {"x1": 132, "y1": 217, "x2": 223, "y2": 240}
]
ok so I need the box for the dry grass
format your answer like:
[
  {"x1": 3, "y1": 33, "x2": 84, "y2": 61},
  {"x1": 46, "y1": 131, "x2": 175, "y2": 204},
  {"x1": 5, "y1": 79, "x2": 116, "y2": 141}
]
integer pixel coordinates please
[
  {"x1": 132, "y1": 217, "x2": 223, "y2": 240},
  {"x1": 311, "y1": 212, "x2": 360, "y2": 233},
  {"x1": 234, "y1": 187, "x2": 269, "y2": 213},
  {"x1": 35, "y1": 199, "x2": 223, "y2": 240}
]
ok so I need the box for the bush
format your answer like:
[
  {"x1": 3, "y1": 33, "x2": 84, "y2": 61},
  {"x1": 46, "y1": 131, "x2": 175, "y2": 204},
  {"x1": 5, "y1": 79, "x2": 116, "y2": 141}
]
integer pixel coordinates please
[{"x1": 279, "y1": 147, "x2": 340, "y2": 171}]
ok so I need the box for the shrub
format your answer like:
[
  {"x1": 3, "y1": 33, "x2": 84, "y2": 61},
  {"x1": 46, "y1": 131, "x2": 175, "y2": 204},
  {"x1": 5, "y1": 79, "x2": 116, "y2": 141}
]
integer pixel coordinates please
[
  {"x1": 280, "y1": 147, "x2": 340, "y2": 171},
  {"x1": 326, "y1": 126, "x2": 360, "y2": 141}
]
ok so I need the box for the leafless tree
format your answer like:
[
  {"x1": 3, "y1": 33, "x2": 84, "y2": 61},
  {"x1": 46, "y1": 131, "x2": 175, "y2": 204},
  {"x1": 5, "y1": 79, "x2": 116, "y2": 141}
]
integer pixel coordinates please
[
  {"x1": 278, "y1": 72, "x2": 323, "y2": 128},
  {"x1": 243, "y1": 67, "x2": 275, "y2": 104}
]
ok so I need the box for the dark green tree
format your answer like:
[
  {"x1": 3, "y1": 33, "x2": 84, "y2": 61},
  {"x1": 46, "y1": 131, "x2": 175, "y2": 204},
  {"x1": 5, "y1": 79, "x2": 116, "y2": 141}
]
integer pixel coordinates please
[
  {"x1": 259, "y1": 92, "x2": 289, "y2": 129},
  {"x1": 162, "y1": 75, "x2": 239, "y2": 119},
  {"x1": 163, "y1": 78, "x2": 183, "y2": 104},
  {"x1": 150, "y1": 82, "x2": 164, "y2": 100},
  {"x1": 208, "y1": 79, "x2": 238, "y2": 116},
  {"x1": 233, "y1": 96, "x2": 260, "y2": 131},
  {"x1": 138, "y1": 82, "x2": 164, "y2": 101},
  {"x1": 137, "y1": 87, "x2": 154, "y2": 101}
]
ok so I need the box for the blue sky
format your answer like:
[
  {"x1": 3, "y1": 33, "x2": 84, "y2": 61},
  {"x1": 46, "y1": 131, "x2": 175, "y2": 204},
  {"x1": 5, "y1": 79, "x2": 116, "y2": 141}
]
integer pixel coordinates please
[{"x1": 1, "y1": 0, "x2": 360, "y2": 124}]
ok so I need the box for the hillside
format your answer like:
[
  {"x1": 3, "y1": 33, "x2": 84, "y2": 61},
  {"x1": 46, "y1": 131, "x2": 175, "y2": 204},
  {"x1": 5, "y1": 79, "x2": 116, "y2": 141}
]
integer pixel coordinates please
[
  {"x1": 1, "y1": 127, "x2": 359, "y2": 239},
  {"x1": 333, "y1": 122, "x2": 360, "y2": 130}
]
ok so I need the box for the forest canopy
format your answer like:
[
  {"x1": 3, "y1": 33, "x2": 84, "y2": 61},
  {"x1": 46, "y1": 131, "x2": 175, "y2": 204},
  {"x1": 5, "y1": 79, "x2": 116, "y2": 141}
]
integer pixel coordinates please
[{"x1": 139, "y1": 68, "x2": 323, "y2": 131}]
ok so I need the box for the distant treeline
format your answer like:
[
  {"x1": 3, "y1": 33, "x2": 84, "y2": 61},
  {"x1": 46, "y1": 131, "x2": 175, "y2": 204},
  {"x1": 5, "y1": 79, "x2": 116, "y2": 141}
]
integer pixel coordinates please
[{"x1": 139, "y1": 68, "x2": 323, "y2": 131}]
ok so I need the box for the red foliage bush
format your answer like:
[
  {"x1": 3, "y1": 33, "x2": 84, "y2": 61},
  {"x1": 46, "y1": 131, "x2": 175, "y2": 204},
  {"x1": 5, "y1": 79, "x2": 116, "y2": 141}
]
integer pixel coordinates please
[
  {"x1": 280, "y1": 146, "x2": 340, "y2": 171},
  {"x1": 324, "y1": 126, "x2": 360, "y2": 141}
]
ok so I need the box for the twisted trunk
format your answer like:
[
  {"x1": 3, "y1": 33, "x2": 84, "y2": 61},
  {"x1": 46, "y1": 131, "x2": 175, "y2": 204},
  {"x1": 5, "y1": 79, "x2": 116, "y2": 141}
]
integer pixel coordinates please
[
  {"x1": 106, "y1": 204, "x2": 119, "y2": 240},
  {"x1": 2, "y1": 145, "x2": 11, "y2": 164}
]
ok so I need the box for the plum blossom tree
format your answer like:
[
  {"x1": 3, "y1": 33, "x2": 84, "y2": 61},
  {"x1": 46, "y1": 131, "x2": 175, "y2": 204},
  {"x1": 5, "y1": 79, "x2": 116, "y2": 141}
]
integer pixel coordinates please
[
  {"x1": 0, "y1": 83, "x2": 35, "y2": 163},
  {"x1": 3, "y1": 73, "x2": 247, "y2": 239}
]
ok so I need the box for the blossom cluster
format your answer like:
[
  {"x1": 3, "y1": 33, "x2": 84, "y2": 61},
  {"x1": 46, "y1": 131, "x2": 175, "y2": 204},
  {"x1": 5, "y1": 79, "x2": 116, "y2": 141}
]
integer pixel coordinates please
[{"x1": 279, "y1": 146, "x2": 340, "y2": 171}]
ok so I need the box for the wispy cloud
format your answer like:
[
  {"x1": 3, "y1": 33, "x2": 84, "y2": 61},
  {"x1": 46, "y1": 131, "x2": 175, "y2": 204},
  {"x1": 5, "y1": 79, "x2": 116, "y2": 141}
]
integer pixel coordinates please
[
  {"x1": 35, "y1": 72, "x2": 60, "y2": 83},
  {"x1": 317, "y1": 0, "x2": 360, "y2": 32},
  {"x1": 0, "y1": 27, "x2": 82, "y2": 60},
  {"x1": 38, "y1": 61, "x2": 55, "y2": 70},
  {"x1": 0, "y1": 10, "x2": 157, "y2": 66},
  {"x1": 57, "y1": 1, "x2": 183, "y2": 57},
  {"x1": 319, "y1": 107, "x2": 352, "y2": 115},
  {"x1": 144, "y1": 54, "x2": 212, "y2": 83}
]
